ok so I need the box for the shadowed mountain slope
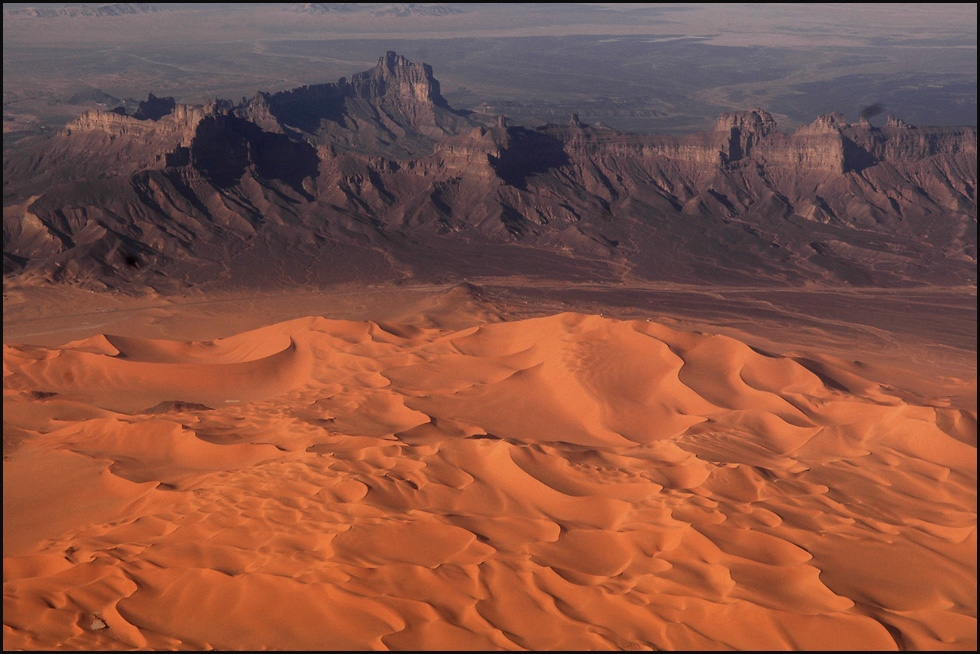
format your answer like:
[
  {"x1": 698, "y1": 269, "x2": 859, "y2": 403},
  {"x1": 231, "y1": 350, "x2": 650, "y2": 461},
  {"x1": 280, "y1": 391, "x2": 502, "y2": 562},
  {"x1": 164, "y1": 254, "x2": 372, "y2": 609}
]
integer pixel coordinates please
[{"x1": 3, "y1": 52, "x2": 976, "y2": 291}]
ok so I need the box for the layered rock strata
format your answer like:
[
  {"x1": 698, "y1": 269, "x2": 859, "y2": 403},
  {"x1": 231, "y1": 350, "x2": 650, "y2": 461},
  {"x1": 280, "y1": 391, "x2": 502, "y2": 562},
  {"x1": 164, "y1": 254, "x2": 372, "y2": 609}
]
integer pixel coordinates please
[{"x1": 3, "y1": 52, "x2": 976, "y2": 290}]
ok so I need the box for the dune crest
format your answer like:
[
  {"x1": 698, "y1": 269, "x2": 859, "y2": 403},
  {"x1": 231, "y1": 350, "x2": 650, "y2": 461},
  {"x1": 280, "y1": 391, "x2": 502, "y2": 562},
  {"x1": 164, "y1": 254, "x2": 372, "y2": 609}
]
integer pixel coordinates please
[{"x1": 3, "y1": 313, "x2": 976, "y2": 650}]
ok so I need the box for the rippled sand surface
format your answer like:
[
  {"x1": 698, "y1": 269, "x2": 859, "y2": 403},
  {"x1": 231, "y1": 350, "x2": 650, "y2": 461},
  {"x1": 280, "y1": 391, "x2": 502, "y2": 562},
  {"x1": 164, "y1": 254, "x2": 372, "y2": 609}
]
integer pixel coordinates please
[{"x1": 3, "y1": 310, "x2": 976, "y2": 650}]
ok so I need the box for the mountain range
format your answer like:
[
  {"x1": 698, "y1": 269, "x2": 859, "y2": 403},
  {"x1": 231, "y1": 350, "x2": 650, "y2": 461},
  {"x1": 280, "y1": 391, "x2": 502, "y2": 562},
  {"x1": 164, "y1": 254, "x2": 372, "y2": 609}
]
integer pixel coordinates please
[{"x1": 3, "y1": 51, "x2": 976, "y2": 292}]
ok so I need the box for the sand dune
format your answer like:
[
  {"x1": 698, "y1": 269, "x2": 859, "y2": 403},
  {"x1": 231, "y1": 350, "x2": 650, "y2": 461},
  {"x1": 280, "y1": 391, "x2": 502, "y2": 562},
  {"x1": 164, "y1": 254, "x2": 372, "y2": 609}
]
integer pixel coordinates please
[
  {"x1": 5, "y1": 325, "x2": 308, "y2": 414},
  {"x1": 3, "y1": 313, "x2": 976, "y2": 650}
]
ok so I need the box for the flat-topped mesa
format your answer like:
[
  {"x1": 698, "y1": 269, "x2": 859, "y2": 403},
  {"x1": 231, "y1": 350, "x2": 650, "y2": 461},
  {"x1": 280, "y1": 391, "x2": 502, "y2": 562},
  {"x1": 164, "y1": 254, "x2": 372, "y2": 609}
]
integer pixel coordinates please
[
  {"x1": 590, "y1": 108, "x2": 844, "y2": 171},
  {"x1": 346, "y1": 51, "x2": 448, "y2": 108},
  {"x1": 551, "y1": 108, "x2": 848, "y2": 174},
  {"x1": 755, "y1": 112, "x2": 917, "y2": 174},
  {"x1": 761, "y1": 113, "x2": 849, "y2": 173},
  {"x1": 54, "y1": 97, "x2": 225, "y2": 174},
  {"x1": 64, "y1": 95, "x2": 213, "y2": 147},
  {"x1": 845, "y1": 117, "x2": 977, "y2": 163},
  {"x1": 650, "y1": 109, "x2": 974, "y2": 174},
  {"x1": 612, "y1": 110, "x2": 847, "y2": 171}
]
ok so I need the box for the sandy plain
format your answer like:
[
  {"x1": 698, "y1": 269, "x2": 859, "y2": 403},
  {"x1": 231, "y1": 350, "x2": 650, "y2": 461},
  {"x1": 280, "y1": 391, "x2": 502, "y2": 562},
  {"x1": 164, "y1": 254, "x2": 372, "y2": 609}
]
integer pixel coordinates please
[{"x1": 2, "y1": 282, "x2": 976, "y2": 650}]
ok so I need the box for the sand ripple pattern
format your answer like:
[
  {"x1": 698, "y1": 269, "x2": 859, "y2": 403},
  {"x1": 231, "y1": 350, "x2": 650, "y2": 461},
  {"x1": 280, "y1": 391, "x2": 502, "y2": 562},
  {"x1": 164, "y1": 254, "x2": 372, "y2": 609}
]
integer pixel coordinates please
[{"x1": 3, "y1": 313, "x2": 976, "y2": 650}]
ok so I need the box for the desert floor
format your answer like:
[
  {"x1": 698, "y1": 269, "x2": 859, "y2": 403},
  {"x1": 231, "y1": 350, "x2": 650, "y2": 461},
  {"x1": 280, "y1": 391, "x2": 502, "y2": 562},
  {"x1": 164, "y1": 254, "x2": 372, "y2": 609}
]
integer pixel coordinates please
[{"x1": 3, "y1": 282, "x2": 976, "y2": 650}]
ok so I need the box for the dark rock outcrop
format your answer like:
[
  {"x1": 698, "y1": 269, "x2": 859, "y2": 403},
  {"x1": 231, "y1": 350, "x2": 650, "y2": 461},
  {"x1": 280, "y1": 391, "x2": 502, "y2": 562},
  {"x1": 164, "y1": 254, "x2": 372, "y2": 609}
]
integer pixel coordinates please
[{"x1": 4, "y1": 53, "x2": 976, "y2": 290}]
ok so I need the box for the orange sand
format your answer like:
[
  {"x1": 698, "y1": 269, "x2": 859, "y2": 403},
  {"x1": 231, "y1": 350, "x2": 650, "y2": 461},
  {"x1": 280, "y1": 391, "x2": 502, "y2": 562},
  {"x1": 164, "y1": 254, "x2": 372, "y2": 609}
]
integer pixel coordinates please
[{"x1": 3, "y1": 312, "x2": 976, "y2": 650}]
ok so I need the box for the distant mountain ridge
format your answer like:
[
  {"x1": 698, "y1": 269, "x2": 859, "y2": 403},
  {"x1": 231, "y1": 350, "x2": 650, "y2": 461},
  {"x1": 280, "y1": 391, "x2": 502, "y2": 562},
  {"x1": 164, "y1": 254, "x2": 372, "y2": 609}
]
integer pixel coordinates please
[
  {"x1": 3, "y1": 3, "x2": 163, "y2": 18},
  {"x1": 4, "y1": 3, "x2": 466, "y2": 19},
  {"x1": 3, "y1": 52, "x2": 976, "y2": 292}
]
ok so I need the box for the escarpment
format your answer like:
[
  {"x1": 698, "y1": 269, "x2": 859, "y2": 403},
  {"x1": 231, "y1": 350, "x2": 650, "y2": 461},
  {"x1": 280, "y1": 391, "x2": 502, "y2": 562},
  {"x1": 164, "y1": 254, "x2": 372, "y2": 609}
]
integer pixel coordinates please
[{"x1": 4, "y1": 52, "x2": 976, "y2": 290}]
